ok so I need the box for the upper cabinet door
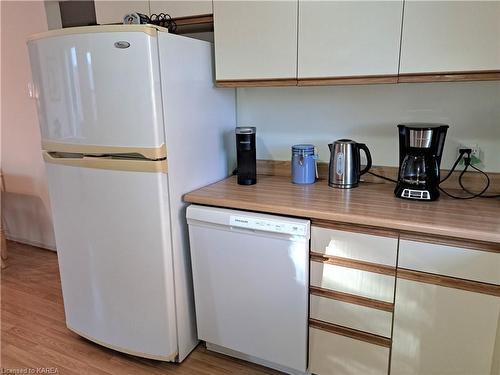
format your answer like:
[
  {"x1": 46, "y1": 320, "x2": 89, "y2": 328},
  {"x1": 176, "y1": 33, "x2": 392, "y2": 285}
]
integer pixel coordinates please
[
  {"x1": 213, "y1": 1, "x2": 298, "y2": 81},
  {"x1": 400, "y1": 1, "x2": 500, "y2": 74},
  {"x1": 95, "y1": 1, "x2": 150, "y2": 24},
  {"x1": 298, "y1": 1, "x2": 403, "y2": 78},
  {"x1": 150, "y1": 1, "x2": 213, "y2": 18}
]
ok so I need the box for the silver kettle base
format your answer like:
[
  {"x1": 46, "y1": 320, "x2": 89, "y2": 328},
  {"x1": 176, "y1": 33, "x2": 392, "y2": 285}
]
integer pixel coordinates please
[{"x1": 329, "y1": 182, "x2": 359, "y2": 189}]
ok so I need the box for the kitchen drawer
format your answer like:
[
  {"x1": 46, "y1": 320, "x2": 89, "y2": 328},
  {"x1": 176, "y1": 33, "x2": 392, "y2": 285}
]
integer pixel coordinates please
[
  {"x1": 310, "y1": 293, "x2": 393, "y2": 338},
  {"x1": 310, "y1": 260, "x2": 395, "y2": 303},
  {"x1": 309, "y1": 325, "x2": 390, "y2": 375},
  {"x1": 399, "y1": 239, "x2": 500, "y2": 285},
  {"x1": 311, "y1": 225, "x2": 398, "y2": 266}
]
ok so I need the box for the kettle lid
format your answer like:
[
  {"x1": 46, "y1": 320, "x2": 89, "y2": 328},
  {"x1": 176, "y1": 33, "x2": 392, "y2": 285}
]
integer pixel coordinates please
[{"x1": 334, "y1": 139, "x2": 357, "y2": 144}]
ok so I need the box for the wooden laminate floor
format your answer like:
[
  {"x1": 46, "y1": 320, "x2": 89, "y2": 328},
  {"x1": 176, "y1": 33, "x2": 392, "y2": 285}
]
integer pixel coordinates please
[{"x1": 1, "y1": 241, "x2": 281, "y2": 375}]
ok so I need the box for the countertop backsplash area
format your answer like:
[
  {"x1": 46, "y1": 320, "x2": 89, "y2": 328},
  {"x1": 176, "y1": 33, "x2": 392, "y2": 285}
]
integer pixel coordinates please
[{"x1": 236, "y1": 81, "x2": 500, "y2": 173}]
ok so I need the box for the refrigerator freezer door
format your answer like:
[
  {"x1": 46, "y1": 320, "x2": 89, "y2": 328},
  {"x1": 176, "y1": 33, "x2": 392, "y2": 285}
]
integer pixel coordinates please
[
  {"x1": 45, "y1": 162, "x2": 178, "y2": 360},
  {"x1": 28, "y1": 29, "x2": 165, "y2": 149}
]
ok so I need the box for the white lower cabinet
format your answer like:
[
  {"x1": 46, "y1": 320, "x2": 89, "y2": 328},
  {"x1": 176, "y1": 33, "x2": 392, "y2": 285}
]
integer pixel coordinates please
[
  {"x1": 390, "y1": 279, "x2": 500, "y2": 375},
  {"x1": 307, "y1": 224, "x2": 500, "y2": 375},
  {"x1": 309, "y1": 327, "x2": 390, "y2": 375}
]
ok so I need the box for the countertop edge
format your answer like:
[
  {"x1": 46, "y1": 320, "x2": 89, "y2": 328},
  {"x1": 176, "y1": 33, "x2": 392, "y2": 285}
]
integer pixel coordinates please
[{"x1": 183, "y1": 193, "x2": 500, "y2": 245}]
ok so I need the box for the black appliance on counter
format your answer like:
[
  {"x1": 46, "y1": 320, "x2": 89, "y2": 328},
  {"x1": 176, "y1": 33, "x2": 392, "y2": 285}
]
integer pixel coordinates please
[
  {"x1": 395, "y1": 123, "x2": 449, "y2": 201},
  {"x1": 235, "y1": 127, "x2": 257, "y2": 185}
]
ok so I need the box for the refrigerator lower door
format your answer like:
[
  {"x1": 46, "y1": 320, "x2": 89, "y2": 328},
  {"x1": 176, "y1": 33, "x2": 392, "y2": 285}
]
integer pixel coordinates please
[{"x1": 45, "y1": 159, "x2": 178, "y2": 360}]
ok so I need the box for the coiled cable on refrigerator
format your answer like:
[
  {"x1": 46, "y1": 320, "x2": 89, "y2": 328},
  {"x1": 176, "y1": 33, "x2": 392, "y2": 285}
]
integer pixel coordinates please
[{"x1": 149, "y1": 13, "x2": 177, "y2": 33}]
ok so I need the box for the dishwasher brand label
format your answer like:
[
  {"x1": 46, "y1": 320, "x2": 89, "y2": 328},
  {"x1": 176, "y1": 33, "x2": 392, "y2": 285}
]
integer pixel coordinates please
[{"x1": 229, "y1": 215, "x2": 307, "y2": 236}]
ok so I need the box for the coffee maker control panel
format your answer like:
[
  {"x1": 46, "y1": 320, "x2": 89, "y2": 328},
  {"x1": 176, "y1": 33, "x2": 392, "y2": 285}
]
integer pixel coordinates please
[{"x1": 401, "y1": 189, "x2": 431, "y2": 200}]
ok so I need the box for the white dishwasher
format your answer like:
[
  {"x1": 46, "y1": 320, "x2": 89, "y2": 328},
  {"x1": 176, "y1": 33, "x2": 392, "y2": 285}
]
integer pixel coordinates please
[{"x1": 186, "y1": 205, "x2": 310, "y2": 373}]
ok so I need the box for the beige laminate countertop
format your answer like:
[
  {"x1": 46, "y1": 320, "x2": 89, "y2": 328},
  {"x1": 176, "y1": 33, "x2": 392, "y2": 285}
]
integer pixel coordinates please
[{"x1": 184, "y1": 175, "x2": 500, "y2": 244}]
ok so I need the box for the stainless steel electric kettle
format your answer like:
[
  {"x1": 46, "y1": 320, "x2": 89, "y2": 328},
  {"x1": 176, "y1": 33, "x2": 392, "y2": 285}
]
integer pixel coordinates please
[{"x1": 328, "y1": 139, "x2": 372, "y2": 188}]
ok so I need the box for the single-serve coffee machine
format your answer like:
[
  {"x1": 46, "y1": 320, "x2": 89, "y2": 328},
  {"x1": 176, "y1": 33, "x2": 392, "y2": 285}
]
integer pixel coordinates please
[
  {"x1": 235, "y1": 127, "x2": 257, "y2": 185},
  {"x1": 395, "y1": 123, "x2": 449, "y2": 201}
]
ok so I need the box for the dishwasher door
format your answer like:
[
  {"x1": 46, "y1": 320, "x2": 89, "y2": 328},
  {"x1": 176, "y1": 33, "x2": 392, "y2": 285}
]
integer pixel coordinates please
[{"x1": 186, "y1": 205, "x2": 310, "y2": 372}]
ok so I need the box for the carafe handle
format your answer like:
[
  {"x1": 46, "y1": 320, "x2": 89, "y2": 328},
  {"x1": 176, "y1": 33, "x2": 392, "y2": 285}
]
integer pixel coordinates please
[{"x1": 357, "y1": 143, "x2": 372, "y2": 176}]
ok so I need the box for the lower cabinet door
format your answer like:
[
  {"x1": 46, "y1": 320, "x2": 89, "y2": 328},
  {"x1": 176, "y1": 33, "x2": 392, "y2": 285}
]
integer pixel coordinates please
[
  {"x1": 309, "y1": 327, "x2": 390, "y2": 375},
  {"x1": 391, "y1": 278, "x2": 500, "y2": 375}
]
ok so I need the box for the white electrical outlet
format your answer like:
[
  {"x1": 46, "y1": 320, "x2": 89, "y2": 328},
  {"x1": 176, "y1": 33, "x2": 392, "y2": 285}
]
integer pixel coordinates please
[{"x1": 457, "y1": 144, "x2": 482, "y2": 164}]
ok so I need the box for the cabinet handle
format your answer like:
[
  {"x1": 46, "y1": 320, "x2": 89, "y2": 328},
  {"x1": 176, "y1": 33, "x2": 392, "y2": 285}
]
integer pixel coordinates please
[{"x1": 398, "y1": 268, "x2": 500, "y2": 297}]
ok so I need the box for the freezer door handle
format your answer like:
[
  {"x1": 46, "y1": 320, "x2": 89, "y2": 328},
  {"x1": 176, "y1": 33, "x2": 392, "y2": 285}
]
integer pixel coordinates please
[
  {"x1": 42, "y1": 141, "x2": 167, "y2": 160},
  {"x1": 43, "y1": 151, "x2": 168, "y2": 173}
]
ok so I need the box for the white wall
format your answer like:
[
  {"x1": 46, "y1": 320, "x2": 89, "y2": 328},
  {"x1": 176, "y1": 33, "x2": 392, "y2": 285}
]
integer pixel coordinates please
[
  {"x1": 237, "y1": 81, "x2": 500, "y2": 172},
  {"x1": 1, "y1": 1, "x2": 56, "y2": 250}
]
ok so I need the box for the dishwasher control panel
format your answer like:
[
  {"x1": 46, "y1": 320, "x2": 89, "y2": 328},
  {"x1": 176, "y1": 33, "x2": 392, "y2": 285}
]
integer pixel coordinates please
[{"x1": 230, "y1": 215, "x2": 307, "y2": 236}]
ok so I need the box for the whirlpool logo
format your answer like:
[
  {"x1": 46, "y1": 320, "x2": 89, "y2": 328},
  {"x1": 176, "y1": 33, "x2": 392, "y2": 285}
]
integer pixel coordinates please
[{"x1": 114, "y1": 41, "x2": 130, "y2": 49}]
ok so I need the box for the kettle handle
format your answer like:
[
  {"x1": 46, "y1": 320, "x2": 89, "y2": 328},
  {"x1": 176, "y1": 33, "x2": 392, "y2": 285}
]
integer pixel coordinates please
[{"x1": 357, "y1": 143, "x2": 372, "y2": 176}]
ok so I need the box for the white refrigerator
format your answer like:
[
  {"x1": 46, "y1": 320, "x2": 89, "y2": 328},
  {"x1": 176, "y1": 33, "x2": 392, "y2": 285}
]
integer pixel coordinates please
[{"x1": 27, "y1": 25, "x2": 235, "y2": 361}]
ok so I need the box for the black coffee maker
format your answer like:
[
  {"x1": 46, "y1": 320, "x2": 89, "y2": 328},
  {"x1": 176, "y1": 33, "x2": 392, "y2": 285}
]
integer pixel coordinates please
[
  {"x1": 235, "y1": 127, "x2": 257, "y2": 185},
  {"x1": 395, "y1": 123, "x2": 449, "y2": 201}
]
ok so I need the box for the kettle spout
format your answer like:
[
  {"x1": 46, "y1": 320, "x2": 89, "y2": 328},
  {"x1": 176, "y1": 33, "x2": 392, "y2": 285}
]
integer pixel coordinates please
[{"x1": 328, "y1": 143, "x2": 333, "y2": 152}]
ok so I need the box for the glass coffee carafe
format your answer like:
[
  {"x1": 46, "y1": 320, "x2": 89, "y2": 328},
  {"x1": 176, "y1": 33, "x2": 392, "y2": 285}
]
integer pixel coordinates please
[{"x1": 399, "y1": 154, "x2": 438, "y2": 187}]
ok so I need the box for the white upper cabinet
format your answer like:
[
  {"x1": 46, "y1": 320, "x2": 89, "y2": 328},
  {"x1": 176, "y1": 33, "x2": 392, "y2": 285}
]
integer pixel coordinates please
[
  {"x1": 298, "y1": 1, "x2": 404, "y2": 78},
  {"x1": 95, "y1": 1, "x2": 150, "y2": 24},
  {"x1": 213, "y1": 1, "x2": 298, "y2": 81},
  {"x1": 150, "y1": 1, "x2": 213, "y2": 18},
  {"x1": 400, "y1": 1, "x2": 500, "y2": 74}
]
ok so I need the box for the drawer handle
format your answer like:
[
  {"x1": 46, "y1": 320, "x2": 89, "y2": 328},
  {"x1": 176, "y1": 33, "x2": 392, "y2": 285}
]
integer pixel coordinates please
[
  {"x1": 310, "y1": 318, "x2": 392, "y2": 348},
  {"x1": 310, "y1": 286, "x2": 394, "y2": 312},
  {"x1": 311, "y1": 252, "x2": 396, "y2": 276}
]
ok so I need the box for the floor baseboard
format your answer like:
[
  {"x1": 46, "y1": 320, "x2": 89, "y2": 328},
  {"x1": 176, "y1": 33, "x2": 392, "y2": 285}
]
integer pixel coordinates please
[{"x1": 5, "y1": 233, "x2": 56, "y2": 251}]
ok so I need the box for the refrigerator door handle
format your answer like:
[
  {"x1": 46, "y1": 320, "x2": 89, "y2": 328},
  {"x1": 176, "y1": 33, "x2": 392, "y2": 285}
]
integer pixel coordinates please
[
  {"x1": 43, "y1": 151, "x2": 167, "y2": 174},
  {"x1": 42, "y1": 141, "x2": 167, "y2": 160}
]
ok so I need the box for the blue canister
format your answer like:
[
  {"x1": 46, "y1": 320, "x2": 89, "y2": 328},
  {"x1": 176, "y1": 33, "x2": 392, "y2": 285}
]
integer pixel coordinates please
[{"x1": 291, "y1": 144, "x2": 317, "y2": 184}]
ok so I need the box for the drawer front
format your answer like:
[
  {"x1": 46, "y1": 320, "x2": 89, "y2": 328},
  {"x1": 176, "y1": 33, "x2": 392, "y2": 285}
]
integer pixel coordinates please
[
  {"x1": 311, "y1": 225, "x2": 398, "y2": 266},
  {"x1": 310, "y1": 261, "x2": 395, "y2": 303},
  {"x1": 309, "y1": 327, "x2": 390, "y2": 375},
  {"x1": 310, "y1": 294, "x2": 393, "y2": 338},
  {"x1": 399, "y1": 239, "x2": 500, "y2": 285}
]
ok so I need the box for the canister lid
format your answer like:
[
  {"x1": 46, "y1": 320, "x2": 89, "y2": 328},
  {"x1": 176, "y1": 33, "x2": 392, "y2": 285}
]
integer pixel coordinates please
[
  {"x1": 292, "y1": 144, "x2": 315, "y2": 154},
  {"x1": 235, "y1": 126, "x2": 256, "y2": 134}
]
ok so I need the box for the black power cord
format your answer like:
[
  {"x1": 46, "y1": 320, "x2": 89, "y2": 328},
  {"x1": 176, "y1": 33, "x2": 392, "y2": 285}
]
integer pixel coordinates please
[
  {"x1": 458, "y1": 164, "x2": 500, "y2": 198},
  {"x1": 367, "y1": 171, "x2": 397, "y2": 183},
  {"x1": 439, "y1": 150, "x2": 499, "y2": 199}
]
